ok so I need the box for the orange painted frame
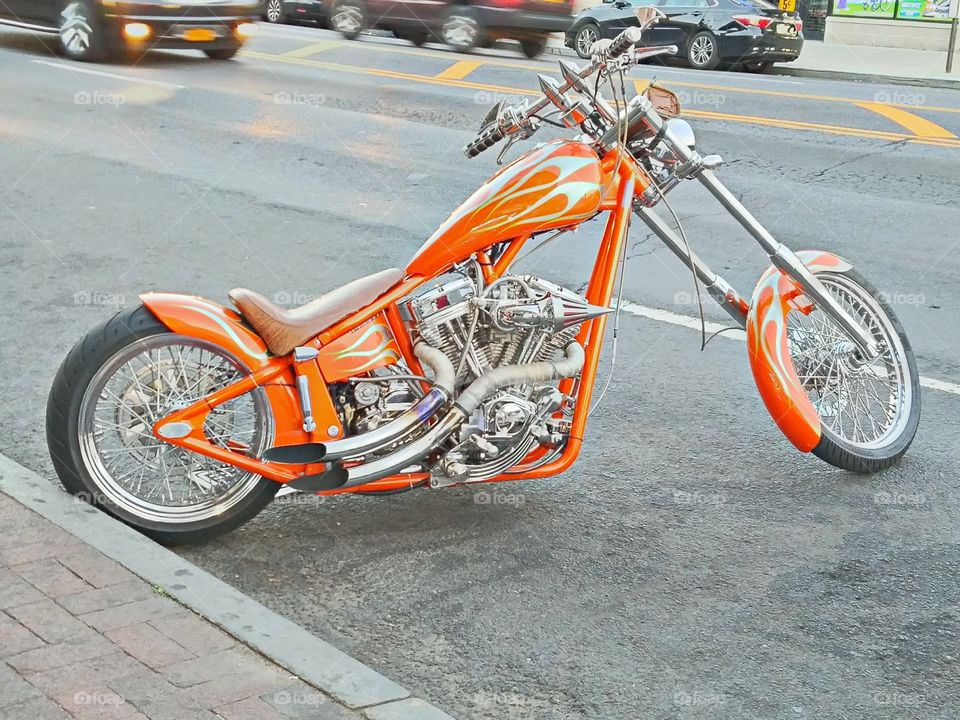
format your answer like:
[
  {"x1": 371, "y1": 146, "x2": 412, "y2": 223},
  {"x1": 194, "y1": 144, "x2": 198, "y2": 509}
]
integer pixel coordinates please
[{"x1": 149, "y1": 147, "x2": 645, "y2": 494}]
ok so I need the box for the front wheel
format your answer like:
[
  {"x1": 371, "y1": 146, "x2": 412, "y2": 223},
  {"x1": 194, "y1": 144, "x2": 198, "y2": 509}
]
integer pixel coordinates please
[
  {"x1": 59, "y1": 0, "x2": 109, "y2": 62},
  {"x1": 786, "y1": 267, "x2": 920, "y2": 473},
  {"x1": 204, "y1": 46, "x2": 240, "y2": 60},
  {"x1": 265, "y1": 0, "x2": 286, "y2": 23},
  {"x1": 686, "y1": 30, "x2": 720, "y2": 70},
  {"x1": 46, "y1": 305, "x2": 279, "y2": 545},
  {"x1": 572, "y1": 23, "x2": 600, "y2": 60}
]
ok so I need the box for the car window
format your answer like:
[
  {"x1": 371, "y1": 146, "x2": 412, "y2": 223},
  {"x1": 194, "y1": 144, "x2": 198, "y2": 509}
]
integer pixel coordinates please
[{"x1": 728, "y1": 0, "x2": 777, "y2": 9}]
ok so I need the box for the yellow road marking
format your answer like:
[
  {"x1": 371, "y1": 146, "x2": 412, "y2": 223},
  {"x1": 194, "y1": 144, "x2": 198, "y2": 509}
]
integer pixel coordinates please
[
  {"x1": 855, "y1": 101, "x2": 957, "y2": 139},
  {"x1": 282, "y1": 40, "x2": 342, "y2": 58},
  {"x1": 242, "y1": 50, "x2": 960, "y2": 150},
  {"x1": 435, "y1": 60, "x2": 484, "y2": 80},
  {"x1": 271, "y1": 36, "x2": 960, "y2": 116}
]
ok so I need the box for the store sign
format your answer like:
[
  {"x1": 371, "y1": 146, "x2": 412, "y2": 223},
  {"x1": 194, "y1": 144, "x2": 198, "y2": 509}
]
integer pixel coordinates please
[
  {"x1": 896, "y1": 0, "x2": 951, "y2": 19},
  {"x1": 831, "y1": 0, "x2": 896, "y2": 17}
]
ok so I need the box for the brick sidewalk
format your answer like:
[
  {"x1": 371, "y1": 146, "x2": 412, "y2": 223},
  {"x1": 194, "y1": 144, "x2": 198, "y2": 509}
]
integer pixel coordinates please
[{"x1": 0, "y1": 491, "x2": 360, "y2": 720}]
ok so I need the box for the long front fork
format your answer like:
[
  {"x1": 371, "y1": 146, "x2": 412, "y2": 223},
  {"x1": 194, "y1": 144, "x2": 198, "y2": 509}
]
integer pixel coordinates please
[{"x1": 632, "y1": 168, "x2": 878, "y2": 361}]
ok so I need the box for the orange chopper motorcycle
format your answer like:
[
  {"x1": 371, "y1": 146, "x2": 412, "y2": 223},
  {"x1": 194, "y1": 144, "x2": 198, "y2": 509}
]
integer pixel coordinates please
[{"x1": 46, "y1": 9, "x2": 920, "y2": 544}]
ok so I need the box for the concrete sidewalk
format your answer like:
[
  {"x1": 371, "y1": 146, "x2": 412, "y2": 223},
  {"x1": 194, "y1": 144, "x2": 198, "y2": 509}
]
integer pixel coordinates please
[
  {"x1": 0, "y1": 455, "x2": 455, "y2": 720},
  {"x1": 781, "y1": 40, "x2": 960, "y2": 89}
]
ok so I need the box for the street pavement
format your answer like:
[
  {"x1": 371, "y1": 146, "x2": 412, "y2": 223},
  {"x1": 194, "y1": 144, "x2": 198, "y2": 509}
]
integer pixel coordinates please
[{"x1": 1, "y1": 22, "x2": 959, "y2": 720}]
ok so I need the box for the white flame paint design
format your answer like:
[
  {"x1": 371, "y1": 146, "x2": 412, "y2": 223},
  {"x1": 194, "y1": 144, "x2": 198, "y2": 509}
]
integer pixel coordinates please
[{"x1": 334, "y1": 323, "x2": 400, "y2": 371}]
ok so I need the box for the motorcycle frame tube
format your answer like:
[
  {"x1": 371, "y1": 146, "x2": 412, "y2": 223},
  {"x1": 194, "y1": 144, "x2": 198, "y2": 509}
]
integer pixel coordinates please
[{"x1": 631, "y1": 97, "x2": 877, "y2": 360}]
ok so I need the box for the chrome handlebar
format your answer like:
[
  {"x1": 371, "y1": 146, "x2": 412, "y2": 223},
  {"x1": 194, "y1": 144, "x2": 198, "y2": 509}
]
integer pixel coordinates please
[{"x1": 463, "y1": 23, "x2": 676, "y2": 159}]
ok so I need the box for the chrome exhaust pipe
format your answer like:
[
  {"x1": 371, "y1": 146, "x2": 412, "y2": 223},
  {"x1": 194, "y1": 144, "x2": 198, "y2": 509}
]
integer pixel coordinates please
[
  {"x1": 264, "y1": 342, "x2": 454, "y2": 466},
  {"x1": 304, "y1": 341, "x2": 585, "y2": 492}
]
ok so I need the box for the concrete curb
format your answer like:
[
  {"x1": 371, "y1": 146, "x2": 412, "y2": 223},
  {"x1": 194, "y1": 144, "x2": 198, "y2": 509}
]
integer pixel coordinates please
[{"x1": 0, "y1": 452, "x2": 456, "y2": 720}]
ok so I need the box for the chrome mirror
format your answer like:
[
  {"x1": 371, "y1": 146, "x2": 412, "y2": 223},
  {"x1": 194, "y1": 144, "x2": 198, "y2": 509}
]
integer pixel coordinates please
[{"x1": 665, "y1": 117, "x2": 696, "y2": 149}]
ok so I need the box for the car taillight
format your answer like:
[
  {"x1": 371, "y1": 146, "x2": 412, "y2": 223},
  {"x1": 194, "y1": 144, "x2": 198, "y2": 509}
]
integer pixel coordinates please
[{"x1": 733, "y1": 14, "x2": 773, "y2": 29}]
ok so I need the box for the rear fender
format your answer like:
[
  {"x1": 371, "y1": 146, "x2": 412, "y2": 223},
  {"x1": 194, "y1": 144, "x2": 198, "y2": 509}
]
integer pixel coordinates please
[{"x1": 746, "y1": 251, "x2": 852, "y2": 452}]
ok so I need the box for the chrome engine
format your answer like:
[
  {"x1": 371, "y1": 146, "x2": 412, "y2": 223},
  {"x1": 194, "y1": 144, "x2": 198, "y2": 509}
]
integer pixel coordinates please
[{"x1": 397, "y1": 271, "x2": 609, "y2": 483}]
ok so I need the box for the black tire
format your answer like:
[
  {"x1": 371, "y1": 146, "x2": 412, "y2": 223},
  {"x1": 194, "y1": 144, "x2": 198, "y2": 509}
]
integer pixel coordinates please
[
  {"x1": 572, "y1": 22, "x2": 600, "y2": 60},
  {"x1": 519, "y1": 34, "x2": 547, "y2": 59},
  {"x1": 205, "y1": 46, "x2": 240, "y2": 60},
  {"x1": 58, "y1": 0, "x2": 110, "y2": 63},
  {"x1": 331, "y1": 0, "x2": 365, "y2": 40},
  {"x1": 265, "y1": 0, "x2": 286, "y2": 23},
  {"x1": 742, "y1": 60, "x2": 772, "y2": 73},
  {"x1": 685, "y1": 30, "x2": 720, "y2": 70},
  {"x1": 46, "y1": 305, "x2": 279, "y2": 545},
  {"x1": 787, "y1": 267, "x2": 921, "y2": 474},
  {"x1": 440, "y1": 7, "x2": 484, "y2": 53}
]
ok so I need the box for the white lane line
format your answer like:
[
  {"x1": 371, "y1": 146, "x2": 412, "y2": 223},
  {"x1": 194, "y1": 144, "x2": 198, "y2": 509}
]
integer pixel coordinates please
[
  {"x1": 619, "y1": 300, "x2": 960, "y2": 397},
  {"x1": 31, "y1": 59, "x2": 186, "y2": 89}
]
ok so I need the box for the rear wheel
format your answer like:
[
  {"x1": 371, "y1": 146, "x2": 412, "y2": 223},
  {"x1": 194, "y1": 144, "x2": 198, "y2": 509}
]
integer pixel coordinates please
[
  {"x1": 59, "y1": 0, "x2": 109, "y2": 62},
  {"x1": 441, "y1": 7, "x2": 483, "y2": 52},
  {"x1": 786, "y1": 268, "x2": 920, "y2": 473},
  {"x1": 573, "y1": 23, "x2": 600, "y2": 59},
  {"x1": 46, "y1": 305, "x2": 278, "y2": 545},
  {"x1": 686, "y1": 30, "x2": 720, "y2": 70},
  {"x1": 742, "y1": 60, "x2": 772, "y2": 73},
  {"x1": 331, "y1": 0, "x2": 365, "y2": 39},
  {"x1": 265, "y1": 0, "x2": 285, "y2": 23},
  {"x1": 519, "y1": 34, "x2": 548, "y2": 59}
]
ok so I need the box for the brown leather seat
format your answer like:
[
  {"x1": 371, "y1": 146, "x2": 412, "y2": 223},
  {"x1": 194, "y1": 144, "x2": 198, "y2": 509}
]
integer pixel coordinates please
[{"x1": 229, "y1": 268, "x2": 404, "y2": 356}]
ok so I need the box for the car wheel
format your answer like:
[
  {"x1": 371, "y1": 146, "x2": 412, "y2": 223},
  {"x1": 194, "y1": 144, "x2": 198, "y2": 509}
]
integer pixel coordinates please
[
  {"x1": 441, "y1": 7, "x2": 483, "y2": 53},
  {"x1": 331, "y1": 0, "x2": 365, "y2": 39},
  {"x1": 742, "y1": 60, "x2": 772, "y2": 73},
  {"x1": 59, "y1": 0, "x2": 108, "y2": 62},
  {"x1": 519, "y1": 34, "x2": 547, "y2": 59},
  {"x1": 573, "y1": 23, "x2": 600, "y2": 60},
  {"x1": 686, "y1": 30, "x2": 720, "y2": 70},
  {"x1": 265, "y1": 0, "x2": 285, "y2": 23},
  {"x1": 205, "y1": 46, "x2": 240, "y2": 60}
]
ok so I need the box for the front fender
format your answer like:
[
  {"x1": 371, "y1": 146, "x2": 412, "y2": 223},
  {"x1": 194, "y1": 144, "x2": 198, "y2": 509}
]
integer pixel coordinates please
[
  {"x1": 140, "y1": 292, "x2": 271, "y2": 368},
  {"x1": 746, "y1": 251, "x2": 852, "y2": 452}
]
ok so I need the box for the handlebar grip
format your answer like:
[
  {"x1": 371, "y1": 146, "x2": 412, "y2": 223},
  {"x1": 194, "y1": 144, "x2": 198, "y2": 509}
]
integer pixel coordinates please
[
  {"x1": 463, "y1": 124, "x2": 506, "y2": 158},
  {"x1": 606, "y1": 26, "x2": 644, "y2": 59}
]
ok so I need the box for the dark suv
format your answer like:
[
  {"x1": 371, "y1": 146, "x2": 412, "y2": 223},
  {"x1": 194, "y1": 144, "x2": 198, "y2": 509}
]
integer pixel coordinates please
[
  {"x1": 328, "y1": 0, "x2": 574, "y2": 58},
  {"x1": 0, "y1": 0, "x2": 263, "y2": 62}
]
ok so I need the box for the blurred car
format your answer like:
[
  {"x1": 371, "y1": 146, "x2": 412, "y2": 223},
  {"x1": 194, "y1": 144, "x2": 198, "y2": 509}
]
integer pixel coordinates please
[
  {"x1": 565, "y1": 0, "x2": 803, "y2": 71},
  {"x1": 265, "y1": 0, "x2": 329, "y2": 25},
  {"x1": 328, "y1": 0, "x2": 575, "y2": 58},
  {"x1": 0, "y1": 0, "x2": 261, "y2": 62}
]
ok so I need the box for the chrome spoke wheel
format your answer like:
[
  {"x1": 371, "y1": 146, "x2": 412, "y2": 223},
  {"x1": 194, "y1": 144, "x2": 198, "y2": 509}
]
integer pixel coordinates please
[
  {"x1": 442, "y1": 15, "x2": 478, "y2": 48},
  {"x1": 78, "y1": 335, "x2": 272, "y2": 525},
  {"x1": 690, "y1": 36, "x2": 714, "y2": 66},
  {"x1": 787, "y1": 274, "x2": 912, "y2": 451},
  {"x1": 60, "y1": 2, "x2": 93, "y2": 56},
  {"x1": 266, "y1": 0, "x2": 283, "y2": 22},
  {"x1": 333, "y1": 5, "x2": 362, "y2": 34},
  {"x1": 576, "y1": 27, "x2": 598, "y2": 57}
]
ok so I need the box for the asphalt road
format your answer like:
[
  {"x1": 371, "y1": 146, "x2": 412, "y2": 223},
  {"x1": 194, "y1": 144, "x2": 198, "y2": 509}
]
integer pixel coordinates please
[{"x1": 2, "y1": 23, "x2": 959, "y2": 720}]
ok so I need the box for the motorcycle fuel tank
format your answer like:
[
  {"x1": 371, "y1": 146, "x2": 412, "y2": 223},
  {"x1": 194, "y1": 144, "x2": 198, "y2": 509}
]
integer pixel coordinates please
[{"x1": 406, "y1": 140, "x2": 604, "y2": 277}]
